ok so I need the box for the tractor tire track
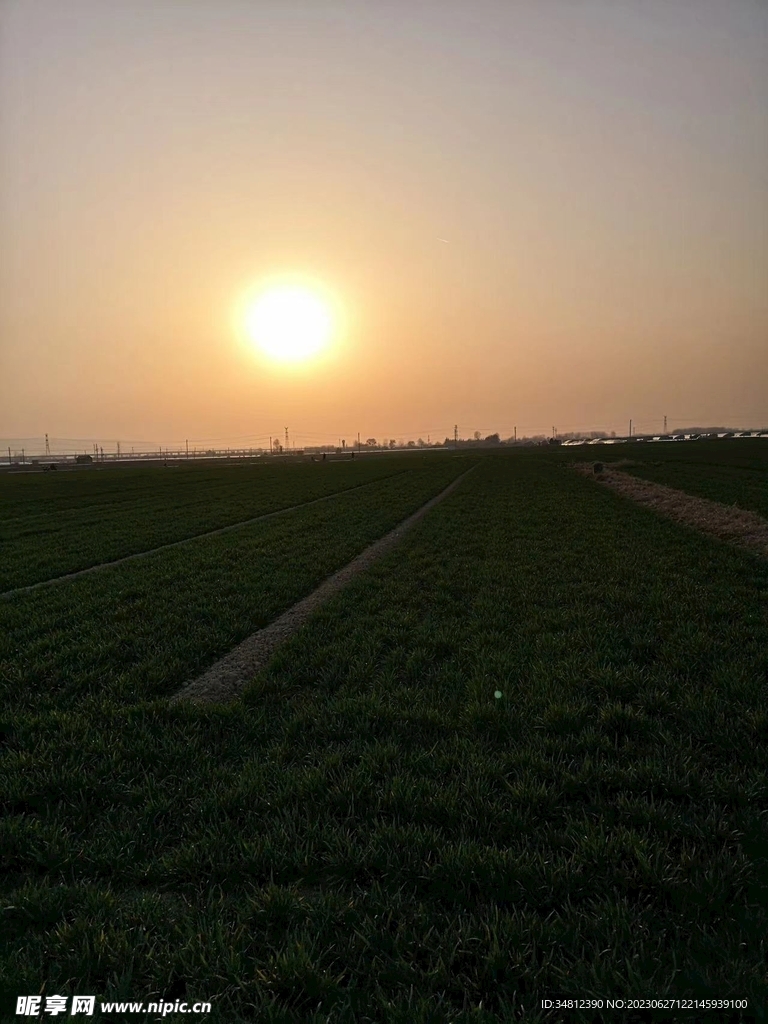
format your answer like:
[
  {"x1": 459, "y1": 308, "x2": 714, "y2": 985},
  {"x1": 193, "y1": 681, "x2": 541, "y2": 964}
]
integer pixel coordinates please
[
  {"x1": 171, "y1": 464, "x2": 477, "y2": 705},
  {"x1": 575, "y1": 461, "x2": 768, "y2": 558}
]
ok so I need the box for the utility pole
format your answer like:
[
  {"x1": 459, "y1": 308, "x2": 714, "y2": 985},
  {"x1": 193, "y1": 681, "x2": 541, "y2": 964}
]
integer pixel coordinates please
[
  {"x1": 454, "y1": 424, "x2": 458, "y2": 444},
  {"x1": 629, "y1": 419, "x2": 632, "y2": 438},
  {"x1": 357, "y1": 432, "x2": 360, "y2": 452},
  {"x1": 186, "y1": 439, "x2": 189, "y2": 459},
  {"x1": 552, "y1": 426, "x2": 556, "y2": 439},
  {"x1": 45, "y1": 433, "x2": 50, "y2": 456},
  {"x1": 285, "y1": 426, "x2": 289, "y2": 452},
  {"x1": 269, "y1": 436, "x2": 272, "y2": 455},
  {"x1": 514, "y1": 426, "x2": 517, "y2": 442},
  {"x1": 663, "y1": 415, "x2": 667, "y2": 433},
  {"x1": 117, "y1": 442, "x2": 121, "y2": 460}
]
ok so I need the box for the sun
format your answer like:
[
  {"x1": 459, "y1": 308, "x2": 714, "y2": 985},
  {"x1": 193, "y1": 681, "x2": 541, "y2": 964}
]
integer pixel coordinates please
[{"x1": 243, "y1": 284, "x2": 334, "y2": 364}]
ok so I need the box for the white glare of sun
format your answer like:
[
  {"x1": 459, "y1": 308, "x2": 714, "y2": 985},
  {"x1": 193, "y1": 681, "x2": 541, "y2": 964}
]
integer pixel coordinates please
[{"x1": 245, "y1": 287, "x2": 332, "y2": 363}]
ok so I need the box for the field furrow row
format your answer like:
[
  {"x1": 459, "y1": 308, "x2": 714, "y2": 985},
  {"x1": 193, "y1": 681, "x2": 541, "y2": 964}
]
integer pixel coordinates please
[{"x1": 0, "y1": 458, "x2": 427, "y2": 591}]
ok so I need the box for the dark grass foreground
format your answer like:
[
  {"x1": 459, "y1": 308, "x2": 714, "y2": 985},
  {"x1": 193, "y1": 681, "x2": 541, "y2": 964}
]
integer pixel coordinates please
[{"x1": 1, "y1": 453, "x2": 767, "y2": 1022}]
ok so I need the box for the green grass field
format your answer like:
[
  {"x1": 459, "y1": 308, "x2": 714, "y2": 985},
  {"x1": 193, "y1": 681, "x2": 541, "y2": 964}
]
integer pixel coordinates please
[
  {"x1": 2, "y1": 449, "x2": 766, "y2": 1022},
  {"x1": 592, "y1": 438, "x2": 768, "y2": 519},
  {"x1": 0, "y1": 457, "x2": 422, "y2": 592}
]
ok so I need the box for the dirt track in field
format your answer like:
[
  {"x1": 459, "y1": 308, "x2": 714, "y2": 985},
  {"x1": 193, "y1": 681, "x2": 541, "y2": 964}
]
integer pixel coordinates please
[
  {"x1": 575, "y1": 461, "x2": 768, "y2": 558},
  {"x1": 171, "y1": 464, "x2": 477, "y2": 705}
]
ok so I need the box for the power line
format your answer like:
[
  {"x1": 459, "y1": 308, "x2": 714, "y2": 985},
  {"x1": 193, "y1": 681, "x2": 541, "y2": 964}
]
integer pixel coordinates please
[{"x1": 4, "y1": 413, "x2": 766, "y2": 459}]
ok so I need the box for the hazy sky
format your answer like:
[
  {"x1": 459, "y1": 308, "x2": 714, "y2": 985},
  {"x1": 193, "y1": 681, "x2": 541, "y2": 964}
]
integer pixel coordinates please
[{"x1": 1, "y1": 0, "x2": 766, "y2": 447}]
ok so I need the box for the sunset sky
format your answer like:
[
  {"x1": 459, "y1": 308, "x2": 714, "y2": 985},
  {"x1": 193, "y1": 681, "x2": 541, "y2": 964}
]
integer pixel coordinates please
[{"x1": 1, "y1": 0, "x2": 766, "y2": 449}]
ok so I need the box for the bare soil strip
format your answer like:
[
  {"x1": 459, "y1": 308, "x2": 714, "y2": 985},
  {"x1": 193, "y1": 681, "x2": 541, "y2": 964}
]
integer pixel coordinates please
[
  {"x1": 0, "y1": 475, "x2": 408, "y2": 602},
  {"x1": 575, "y1": 461, "x2": 768, "y2": 558},
  {"x1": 171, "y1": 465, "x2": 477, "y2": 705}
]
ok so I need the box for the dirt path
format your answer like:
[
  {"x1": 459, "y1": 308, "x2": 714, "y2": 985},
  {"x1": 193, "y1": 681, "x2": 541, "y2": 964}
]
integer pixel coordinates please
[
  {"x1": 171, "y1": 464, "x2": 477, "y2": 705},
  {"x1": 575, "y1": 461, "x2": 768, "y2": 558},
  {"x1": 0, "y1": 474, "x2": 408, "y2": 602}
]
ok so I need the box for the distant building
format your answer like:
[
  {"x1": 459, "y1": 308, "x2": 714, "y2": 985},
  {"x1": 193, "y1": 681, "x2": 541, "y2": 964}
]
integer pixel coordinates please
[{"x1": 75, "y1": 454, "x2": 93, "y2": 464}]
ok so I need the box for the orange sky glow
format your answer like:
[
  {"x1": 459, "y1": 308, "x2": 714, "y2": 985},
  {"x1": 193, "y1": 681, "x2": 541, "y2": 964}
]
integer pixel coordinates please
[{"x1": 1, "y1": 0, "x2": 766, "y2": 449}]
